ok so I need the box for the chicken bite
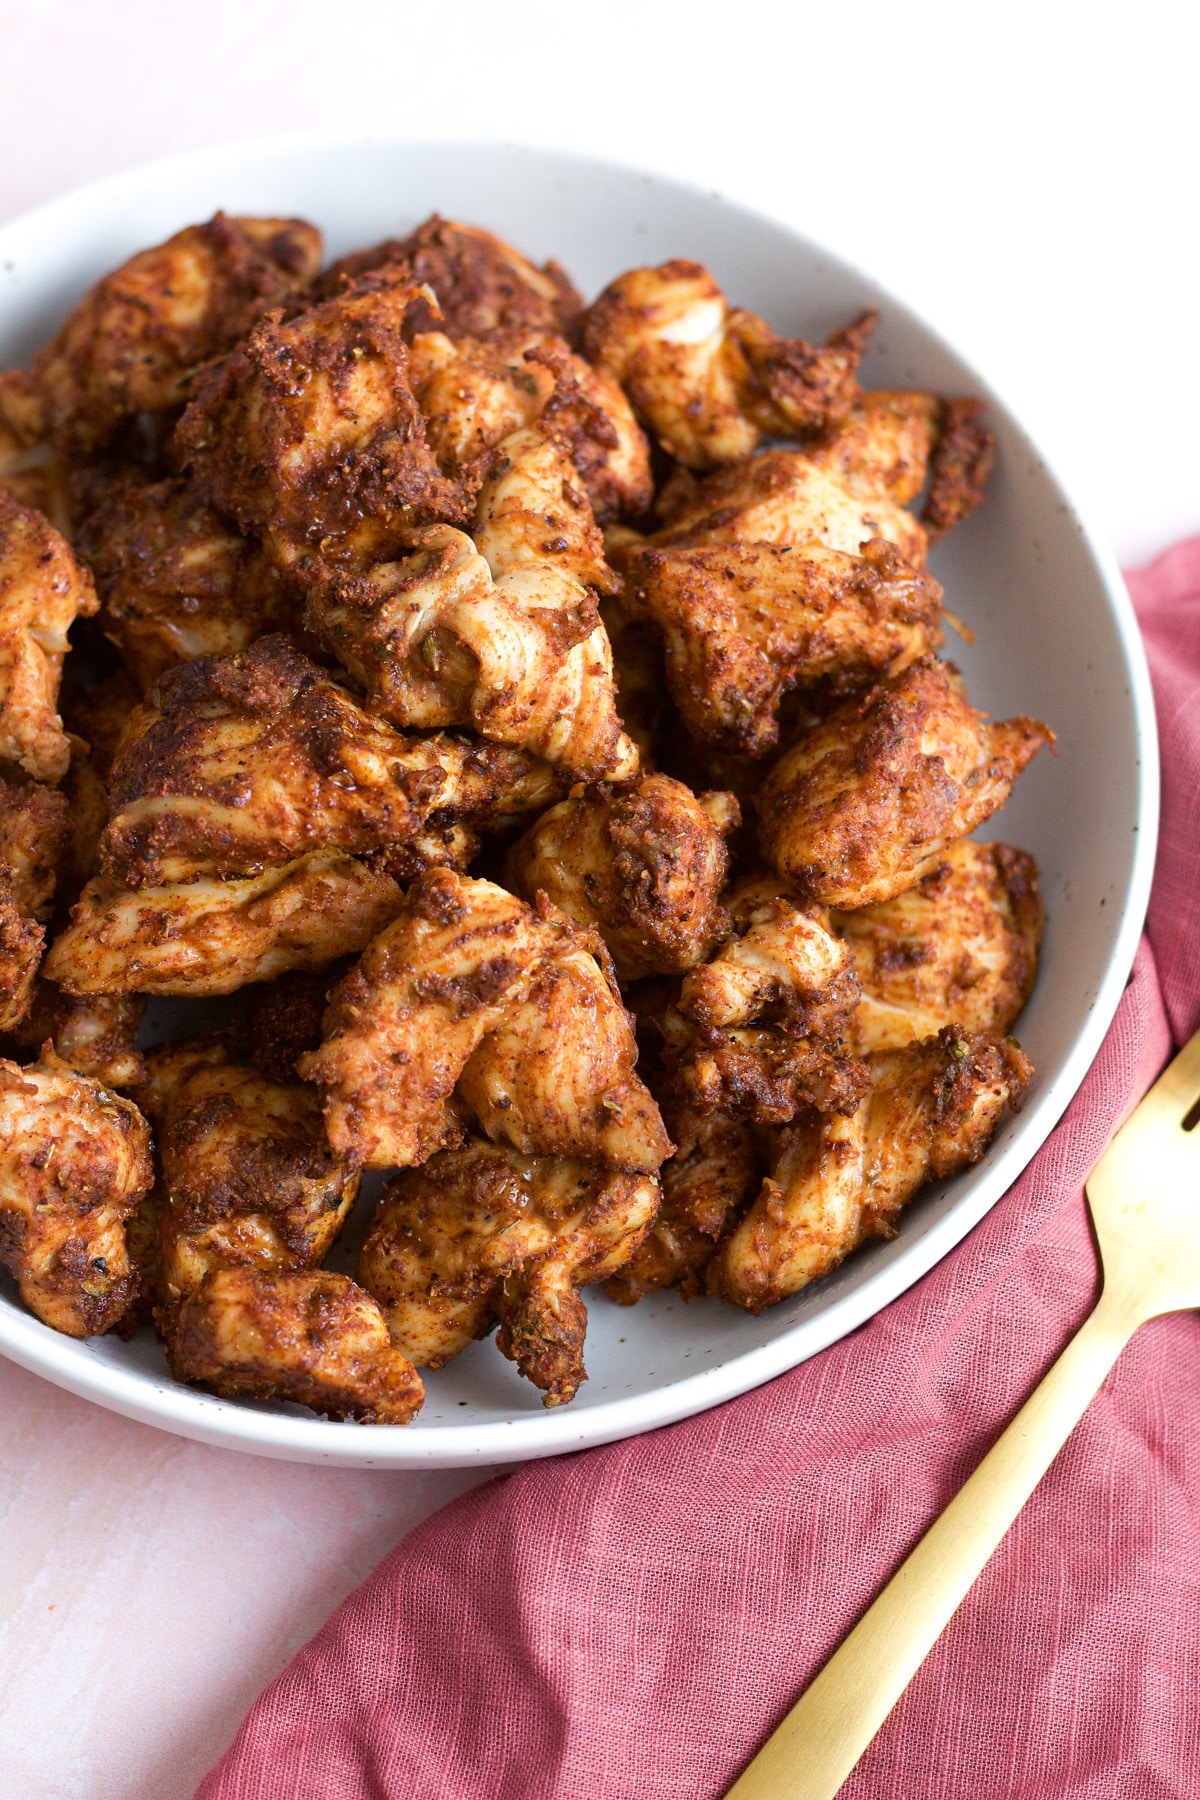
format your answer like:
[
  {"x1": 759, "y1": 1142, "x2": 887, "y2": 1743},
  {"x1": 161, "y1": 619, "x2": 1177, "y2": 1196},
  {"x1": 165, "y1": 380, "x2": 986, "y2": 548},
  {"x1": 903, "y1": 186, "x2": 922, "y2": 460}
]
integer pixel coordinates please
[
  {"x1": 299, "y1": 868, "x2": 669, "y2": 1173},
  {"x1": 410, "y1": 327, "x2": 652, "y2": 520},
  {"x1": 0, "y1": 392, "x2": 71, "y2": 531},
  {"x1": 0, "y1": 1048, "x2": 153, "y2": 1335},
  {"x1": 24, "y1": 213, "x2": 322, "y2": 457},
  {"x1": 7, "y1": 987, "x2": 146, "y2": 1088},
  {"x1": 136, "y1": 1035, "x2": 360, "y2": 1305},
  {"x1": 582, "y1": 260, "x2": 875, "y2": 468},
  {"x1": 0, "y1": 774, "x2": 71, "y2": 1031},
  {"x1": 605, "y1": 1106, "x2": 758, "y2": 1305},
  {"x1": 359, "y1": 1138, "x2": 660, "y2": 1406},
  {"x1": 307, "y1": 414, "x2": 638, "y2": 781},
  {"x1": 44, "y1": 853, "x2": 403, "y2": 997},
  {"x1": 506, "y1": 773, "x2": 737, "y2": 981},
  {"x1": 318, "y1": 215, "x2": 582, "y2": 341},
  {"x1": 163, "y1": 1267, "x2": 424, "y2": 1423},
  {"x1": 72, "y1": 470, "x2": 295, "y2": 689},
  {"x1": 660, "y1": 875, "x2": 868, "y2": 1122},
  {"x1": 457, "y1": 933, "x2": 672, "y2": 1172},
  {"x1": 100, "y1": 635, "x2": 561, "y2": 886},
  {"x1": 176, "y1": 277, "x2": 467, "y2": 585},
  {"x1": 0, "y1": 493, "x2": 99, "y2": 782},
  {"x1": 710, "y1": 1027, "x2": 1033, "y2": 1311},
  {"x1": 833, "y1": 839, "x2": 1043, "y2": 1052},
  {"x1": 757, "y1": 657, "x2": 1053, "y2": 908},
  {"x1": 619, "y1": 392, "x2": 963, "y2": 753}
]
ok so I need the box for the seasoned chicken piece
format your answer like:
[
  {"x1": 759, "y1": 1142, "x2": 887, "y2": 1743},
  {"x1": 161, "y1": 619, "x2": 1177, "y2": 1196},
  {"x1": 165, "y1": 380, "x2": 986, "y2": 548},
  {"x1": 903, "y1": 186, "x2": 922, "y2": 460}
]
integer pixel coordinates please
[
  {"x1": 359, "y1": 1138, "x2": 659, "y2": 1406},
  {"x1": 711, "y1": 1027, "x2": 1033, "y2": 1310},
  {"x1": 0, "y1": 1048, "x2": 153, "y2": 1335},
  {"x1": 300, "y1": 869, "x2": 668, "y2": 1172},
  {"x1": 619, "y1": 392, "x2": 966, "y2": 753},
  {"x1": 100, "y1": 635, "x2": 561, "y2": 885},
  {"x1": 920, "y1": 398, "x2": 995, "y2": 540},
  {"x1": 757, "y1": 658, "x2": 1052, "y2": 908},
  {"x1": 0, "y1": 889, "x2": 42, "y2": 1033},
  {"x1": 410, "y1": 327, "x2": 652, "y2": 520},
  {"x1": 237, "y1": 965, "x2": 353, "y2": 1085},
  {"x1": 318, "y1": 215, "x2": 583, "y2": 342},
  {"x1": 833, "y1": 840, "x2": 1043, "y2": 1053},
  {"x1": 606, "y1": 1106, "x2": 758, "y2": 1304},
  {"x1": 308, "y1": 419, "x2": 638, "y2": 781},
  {"x1": 23, "y1": 213, "x2": 322, "y2": 457},
  {"x1": 137, "y1": 1036, "x2": 360, "y2": 1304},
  {"x1": 582, "y1": 261, "x2": 875, "y2": 468},
  {"x1": 7, "y1": 986, "x2": 146, "y2": 1087},
  {"x1": 662, "y1": 876, "x2": 868, "y2": 1122},
  {"x1": 506, "y1": 773, "x2": 737, "y2": 981},
  {"x1": 72, "y1": 471, "x2": 294, "y2": 689},
  {"x1": 0, "y1": 774, "x2": 71, "y2": 1031},
  {"x1": 176, "y1": 278, "x2": 467, "y2": 585},
  {"x1": 163, "y1": 1267, "x2": 424, "y2": 1423},
  {"x1": 44, "y1": 853, "x2": 403, "y2": 996},
  {"x1": 0, "y1": 395, "x2": 71, "y2": 531},
  {"x1": 0, "y1": 772, "x2": 71, "y2": 921},
  {"x1": 458, "y1": 933, "x2": 672, "y2": 1172},
  {"x1": 626, "y1": 534, "x2": 943, "y2": 757},
  {"x1": 0, "y1": 493, "x2": 99, "y2": 782},
  {"x1": 299, "y1": 870, "x2": 568, "y2": 1168}
]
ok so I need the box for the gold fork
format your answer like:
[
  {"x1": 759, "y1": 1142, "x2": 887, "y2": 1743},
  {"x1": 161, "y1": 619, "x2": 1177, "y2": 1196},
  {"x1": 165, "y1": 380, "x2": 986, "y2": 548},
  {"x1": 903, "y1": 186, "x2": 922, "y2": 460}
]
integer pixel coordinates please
[{"x1": 725, "y1": 1022, "x2": 1200, "y2": 1800}]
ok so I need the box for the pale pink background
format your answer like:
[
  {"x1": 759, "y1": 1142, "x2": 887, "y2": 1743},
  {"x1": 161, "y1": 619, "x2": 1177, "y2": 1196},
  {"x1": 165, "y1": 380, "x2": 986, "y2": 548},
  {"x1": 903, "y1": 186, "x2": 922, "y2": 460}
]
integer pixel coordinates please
[{"x1": 0, "y1": 3, "x2": 1196, "y2": 1795}]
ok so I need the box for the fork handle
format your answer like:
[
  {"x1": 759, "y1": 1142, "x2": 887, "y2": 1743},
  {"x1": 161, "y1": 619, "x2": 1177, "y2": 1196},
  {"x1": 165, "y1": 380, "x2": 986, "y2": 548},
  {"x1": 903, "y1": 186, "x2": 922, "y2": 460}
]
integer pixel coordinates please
[{"x1": 724, "y1": 1288, "x2": 1140, "y2": 1800}]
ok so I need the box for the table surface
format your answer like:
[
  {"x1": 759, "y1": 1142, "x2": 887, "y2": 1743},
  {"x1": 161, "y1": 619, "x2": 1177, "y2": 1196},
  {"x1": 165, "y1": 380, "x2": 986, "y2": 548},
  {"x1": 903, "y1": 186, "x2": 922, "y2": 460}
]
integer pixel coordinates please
[{"x1": 2, "y1": 3, "x2": 1196, "y2": 1795}]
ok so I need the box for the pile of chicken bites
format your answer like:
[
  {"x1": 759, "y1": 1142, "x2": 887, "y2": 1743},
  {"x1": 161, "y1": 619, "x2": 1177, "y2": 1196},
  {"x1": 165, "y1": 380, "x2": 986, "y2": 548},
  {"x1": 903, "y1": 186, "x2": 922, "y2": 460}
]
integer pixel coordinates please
[{"x1": 0, "y1": 212, "x2": 1052, "y2": 1423}]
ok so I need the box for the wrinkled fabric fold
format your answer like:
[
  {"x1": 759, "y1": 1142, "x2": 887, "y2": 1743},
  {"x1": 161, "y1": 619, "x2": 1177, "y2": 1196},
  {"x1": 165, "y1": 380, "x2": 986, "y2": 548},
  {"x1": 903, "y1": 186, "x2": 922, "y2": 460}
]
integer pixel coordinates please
[{"x1": 196, "y1": 542, "x2": 1200, "y2": 1800}]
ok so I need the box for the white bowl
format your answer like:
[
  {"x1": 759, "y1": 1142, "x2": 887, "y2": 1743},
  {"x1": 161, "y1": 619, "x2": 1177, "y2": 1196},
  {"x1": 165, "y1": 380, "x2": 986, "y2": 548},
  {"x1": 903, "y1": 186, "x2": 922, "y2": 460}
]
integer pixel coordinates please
[{"x1": 0, "y1": 135, "x2": 1158, "y2": 1467}]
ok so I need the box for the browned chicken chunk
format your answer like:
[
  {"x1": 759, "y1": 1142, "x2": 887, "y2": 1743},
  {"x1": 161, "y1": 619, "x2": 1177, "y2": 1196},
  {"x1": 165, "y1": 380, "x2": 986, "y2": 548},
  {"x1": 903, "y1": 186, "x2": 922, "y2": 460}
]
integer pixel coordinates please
[
  {"x1": 506, "y1": 773, "x2": 737, "y2": 981},
  {"x1": 7, "y1": 986, "x2": 146, "y2": 1088},
  {"x1": 300, "y1": 868, "x2": 669, "y2": 1174},
  {"x1": 606, "y1": 1106, "x2": 758, "y2": 1304},
  {"x1": 757, "y1": 658, "x2": 1053, "y2": 908},
  {"x1": 24, "y1": 213, "x2": 322, "y2": 457},
  {"x1": 137, "y1": 1035, "x2": 360, "y2": 1305},
  {"x1": 660, "y1": 875, "x2": 867, "y2": 1122},
  {"x1": 0, "y1": 1048, "x2": 153, "y2": 1335},
  {"x1": 410, "y1": 327, "x2": 652, "y2": 520},
  {"x1": 44, "y1": 854, "x2": 404, "y2": 997},
  {"x1": 307, "y1": 414, "x2": 638, "y2": 782},
  {"x1": 582, "y1": 261, "x2": 875, "y2": 468},
  {"x1": 620, "y1": 391, "x2": 963, "y2": 753},
  {"x1": 0, "y1": 774, "x2": 71, "y2": 1031},
  {"x1": 710, "y1": 1027, "x2": 1033, "y2": 1311},
  {"x1": 163, "y1": 1266, "x2": 424, "y2": 1423},
  {"x1": 832, "y1": 840, "x2": 1043, "y2": 1052},
  {"x1": 318, "y1": 215, "x2": 582, "y2": 341},
  {"x1": 359, "y1": 1137, "x2": 660, "y2": 1406},
  {"x1": 0, "y1": 493, "x2": 99, "y2": 782},
  {"x1": 176, "y1": 277, "x2": 467, "y2": 585},
  {"x1": 100, "y1": 635, "x2": 561, "y2": 886},
  {"x1": 72, "y1": 471, "x2": 295, "y2": 689}
]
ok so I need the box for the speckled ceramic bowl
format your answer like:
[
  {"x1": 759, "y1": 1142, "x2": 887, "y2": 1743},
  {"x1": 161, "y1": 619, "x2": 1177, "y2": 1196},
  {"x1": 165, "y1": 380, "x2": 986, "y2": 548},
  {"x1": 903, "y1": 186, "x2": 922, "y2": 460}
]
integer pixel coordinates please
[{"x1": 0, "y1": 136, "x2": 1158, "y2": 1466}]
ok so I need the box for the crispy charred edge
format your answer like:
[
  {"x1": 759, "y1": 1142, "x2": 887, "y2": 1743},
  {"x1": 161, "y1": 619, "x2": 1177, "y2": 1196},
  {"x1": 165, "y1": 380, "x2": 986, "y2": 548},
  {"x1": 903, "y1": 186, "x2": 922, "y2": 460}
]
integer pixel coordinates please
[
  {"x1": 922, "y1": 398, "x2": 995, "y2": 540},
  {"x1": 174, "y1": 281, "x2": 470, "y2": 562},
  {"x1": 0, "y1": 889, "x2": 43, "y2": 1032},
  {"x1": 735, "y1": 306, "x2": 878, "y2": 436},
  {"x1": 236, "y1": 966, "x2": 353, "y2": 1084},
  {"x1": 316, "y1": 214, "x2": 583, "y2": 342},
  {"x1": 160, "y1": 1267, "x2": 425, "y2": 1424}
]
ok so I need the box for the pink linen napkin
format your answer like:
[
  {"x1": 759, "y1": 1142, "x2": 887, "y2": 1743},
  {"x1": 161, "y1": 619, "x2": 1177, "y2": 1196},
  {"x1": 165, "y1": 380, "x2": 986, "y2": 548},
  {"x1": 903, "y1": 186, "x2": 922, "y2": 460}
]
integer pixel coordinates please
[{"x1": 196, "y1": 542, "x2": 1200, "y2": 1800}]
